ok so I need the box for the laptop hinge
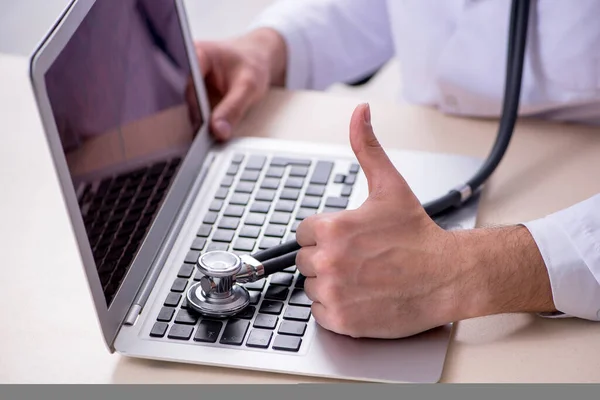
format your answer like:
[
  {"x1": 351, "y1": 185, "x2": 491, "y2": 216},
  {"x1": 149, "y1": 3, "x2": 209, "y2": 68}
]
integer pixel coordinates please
[{"x1": 123, "y1": 153, "x2": 216, "y2": 326}]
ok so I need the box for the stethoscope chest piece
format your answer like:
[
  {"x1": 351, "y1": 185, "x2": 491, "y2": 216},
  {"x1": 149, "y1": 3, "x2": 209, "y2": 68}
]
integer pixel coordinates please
[{"x1": 186, "y1": 251, "x2": 250, "y2": 318}]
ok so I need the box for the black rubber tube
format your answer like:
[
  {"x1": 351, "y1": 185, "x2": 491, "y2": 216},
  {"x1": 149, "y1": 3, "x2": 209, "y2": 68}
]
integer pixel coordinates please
[
  {"x1": 423, "y1": 0, "x2": 530, "y2": 218},
  {"x1": 261, "y1": 250, "x2": 299, "y2": 276}
]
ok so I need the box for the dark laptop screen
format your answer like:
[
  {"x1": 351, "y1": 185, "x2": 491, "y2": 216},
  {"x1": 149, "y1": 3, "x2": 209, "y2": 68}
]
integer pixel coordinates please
[{"x1": 44, "y1": 0, "x2": 203, "y2": 307}]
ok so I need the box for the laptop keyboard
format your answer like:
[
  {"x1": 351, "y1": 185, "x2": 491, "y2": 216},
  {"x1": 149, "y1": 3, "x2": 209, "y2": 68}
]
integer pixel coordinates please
[
  {"x1": 79, "y1": 157, "x2": 182, "y2": 306},
  {"x1": 149, "y1": 153, "x2": 359, "y2": 353}
]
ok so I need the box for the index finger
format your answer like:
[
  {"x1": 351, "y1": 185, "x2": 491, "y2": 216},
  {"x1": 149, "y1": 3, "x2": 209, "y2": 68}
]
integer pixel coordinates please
[{"x1": 295, "y1": 215, "x2": 318, "y2": 247}]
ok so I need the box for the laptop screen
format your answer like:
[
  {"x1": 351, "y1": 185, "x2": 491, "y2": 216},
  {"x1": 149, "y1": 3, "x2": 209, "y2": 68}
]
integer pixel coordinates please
[{"x1": 44, "y1": 0, "x2": 203, "y2": 307}]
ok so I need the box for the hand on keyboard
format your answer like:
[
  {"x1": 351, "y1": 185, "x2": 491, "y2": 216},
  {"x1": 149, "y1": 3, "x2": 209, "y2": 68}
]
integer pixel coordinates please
[{"x1": 295, "y1": 103, "x2": 457, "y2": 339}]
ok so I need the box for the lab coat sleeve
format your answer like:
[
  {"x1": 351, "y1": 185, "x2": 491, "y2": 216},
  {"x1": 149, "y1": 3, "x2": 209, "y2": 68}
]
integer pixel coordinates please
[
  {"x1": 247, "y1": 0, "x2": 395, "y2": 90},
  {"x1": 522, "y1": 194, "x2": 600, "y2": 321}
]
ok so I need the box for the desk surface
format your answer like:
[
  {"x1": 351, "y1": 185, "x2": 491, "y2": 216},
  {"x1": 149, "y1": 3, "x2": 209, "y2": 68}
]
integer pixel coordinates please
[{"x1": 1, "y1": 53, "x2": 600, "y2": 383}]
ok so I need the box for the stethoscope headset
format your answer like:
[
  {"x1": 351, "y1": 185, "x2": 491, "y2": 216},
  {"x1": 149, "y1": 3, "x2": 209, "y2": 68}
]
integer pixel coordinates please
[{"x1": 186, "y1": 0, "x2": 532, "y2": 318}]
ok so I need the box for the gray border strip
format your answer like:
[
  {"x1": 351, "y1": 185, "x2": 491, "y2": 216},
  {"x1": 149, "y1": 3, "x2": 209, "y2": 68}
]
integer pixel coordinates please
[{"x1": 2, "y1": 384, "x2": 600, "y2": 400}]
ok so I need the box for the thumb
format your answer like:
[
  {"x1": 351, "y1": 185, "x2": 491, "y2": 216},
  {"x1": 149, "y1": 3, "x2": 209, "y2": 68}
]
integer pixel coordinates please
[{"x1": 349, "y1": 103, "x2": 408, "y2": 198}]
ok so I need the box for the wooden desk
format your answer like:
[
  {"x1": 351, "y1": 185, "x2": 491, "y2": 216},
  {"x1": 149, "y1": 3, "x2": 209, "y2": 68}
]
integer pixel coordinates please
[{"x1": 1, "y1": 53, "x2": 600, "y2": 383}]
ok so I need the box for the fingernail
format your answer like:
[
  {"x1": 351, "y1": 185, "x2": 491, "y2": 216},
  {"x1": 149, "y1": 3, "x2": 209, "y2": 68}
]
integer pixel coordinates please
[
  {"x1": 214, "y1": 118, "x2": 231, "y2": 138},
  {"x1": 363, "y1": 103, "x2": 371, "y2": 124}
]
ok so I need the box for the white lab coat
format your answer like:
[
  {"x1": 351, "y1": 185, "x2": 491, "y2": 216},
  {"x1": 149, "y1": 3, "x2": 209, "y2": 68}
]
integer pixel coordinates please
[{"x1": 250, "y1": 0, "x2": 600, "y2": 321}]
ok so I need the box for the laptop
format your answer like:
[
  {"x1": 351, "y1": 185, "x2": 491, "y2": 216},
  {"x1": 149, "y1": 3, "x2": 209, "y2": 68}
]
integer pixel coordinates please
[{"x1": 28, "y1": 0, "x2": 483, "y2": 383}]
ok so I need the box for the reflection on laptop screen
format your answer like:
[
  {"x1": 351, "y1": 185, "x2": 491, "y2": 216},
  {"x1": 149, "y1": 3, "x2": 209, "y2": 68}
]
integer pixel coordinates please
[{"x1": 44, "y1": 0, "x2": 203, "y2": 307}]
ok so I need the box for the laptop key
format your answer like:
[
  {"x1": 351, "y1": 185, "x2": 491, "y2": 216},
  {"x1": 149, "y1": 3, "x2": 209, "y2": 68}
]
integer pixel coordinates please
[
  {"x1": 157, "y1": 306, "x2": 176, "y2": 322},
  {"x1": 232, "y1": 153, "x2": 245, "y2": 164},
  {"x1": 233, "y1": 238, "x2": 256, "y2": 252},
  {"x1": 246, "y1": 329, "x2": 273, "y2": 349},
  {"x1": 221, "y1": 176, "x2": 234, "y2": 187},
  {"x1": 279, "y1": 189, "x2": 300, "y2": 200},
  {"x1": 325, "y1": 197, "x2": 349, "y2": 209},
  {"x1": 345, "y1": 174, "x2": 357, "y2": 185},
  {"x1": 270, "y1": 272, "x2": 293, "y2": 287},
  {"x1": 272, "y1": 335, "x2": 302, "y2": 352},
  {"x1": 235, "y1": 306, "x2": 256, "y2": 319},
  {"x1": 168, "y1": 324, "x2": 194, "y2": 340},
  {"x1": 254, "y1": 314, "x2": 278, "y2": 330},
  {"x1": 295, "y1": 275, "x2": 306, "y2": 288},
  {"x1": 264, "y1": 225, "x2": 286, "y2": 238},
  {"x1": 284, "y1": 177, "x2": 304, "y2": 189},
  {"x1": 244, "y1": 279, "x2": 265, "y2": 291},
  {"x1": 229, "y1": 193, "x2": 250, "y2": 205},
  {"x1": 171, "y1": 278, "x2": 188, "y2": 293},
  {"x1": 249, "y1": 290, "x2": 261, "y2": 305},
  {"x1": 270, "y1": 212, "x2": 291, "y2": 225},
  {"x1": 209, "y1": 199, "x2": 224, "y2": 212},
  {"x1": 255, "y1": 189, "x2": 276, "y2": 202},
  {"x1": 341, "y1": 185, "x2": 353, "y2": 197},
  {"x1": 309, "y1": 161, "x2": 334, "y2": 185},
  {"x1": 270, "y1": 157, "x2": 311, "y2": 167},
  {"x1": 240, "y1": 170, "x2": 260, "y2": 182},
  {"x1": 265, "y1": 166, "x2": 285, "y2": 178},
  {"x1": 283, "y1": 266, "x2": 297, "y2": 273},
  {"x1": 194, "y1": 271, "x2": 203, "y2": 281},
  {"x1": 245, "y1": 155, "x2": 266, "y2": 170},
  {"x1": 278, "y1": 320, "x2": 307, "y2": 336},
  {"x1": 197, "y1": 223, "x2": 212, "y2": 237},
  {"x1": 181, "y1": 298, "x2": 190, "y2": 309},
  {"x1": 301, "y1": 196, "x2": 321, "y2": 209},
  {"x1": 226, "y1": 164, "x2": 239, "y2": 175},
  {"x1": 250, "y1": 201, "x2": 271, "y2": 214},
  {"x1": 245, "y1": 213, "x2": 266, "y2": 226},
  {"x1": 239, "y1": 225, "x2": 261, "y2": 238},
  {"x1": 265, "y1": 286, "x2": 289, "y2": 301},
  {"x1": 207, "y1": 242, "x2": 229, "y2": 252},
  {"x1": 212, "y1": 229, "x2": 235, "y2": 243},
  {"x1": 203, "y1": 212, "x2": 218, "y2": 224},
  {"x1": 259, "y1": 300, "x2": 284, "y2": 315},
  {"x1": 235, "y1": 182, "x2": 255, "y2": 193},
  {"x1": 289, "y1": 166, "x2": 309, "y2": 177},
  {"x1": 150, "y1": 322, "x2": 169, "y2": 338},
  {"x1": 260, "y1": 178, "x2": 280, "y2": 190},
  {"x1": 218, "y1": 217, "x2": 240, "y2": 230},
  {"x1": 289, "y1": 289, "x2": 312, "y2": 306},
  {"x1": 190, "y1": 238, "x2": 206, "y2": 251},
  {"x1": 275, "y1": 200, "x2": 296, "y2": 213},
  {"x1": 283, "y1": 305, "x2": 311, "y2": 322},
  {"x1": 259, "y1": 237, "x2": 281, "y2": 249},
  {"x1": 349, "y1": 163, "x2": 360, "y2": 174},
  {"x1": 178, "y1": 264, "x2": 194, "y2": 278},
  {"x1": 334, "y1": 174, "x2": 345, "y2": 184},
  {"x1": 215, "y1": 187, "x2": 229, "y2": 199},
  {"x1": 164, "y1": 292, "x2": 182, "y2": 307},
  {"x1": 290, "y1": 220, "x2": 301, "y2": 232},
  {"x1": 220, "y1": 319, "x2": 250, "y2": 345},
  {"x1": 194, "y1": 320, "x2": 223, "y2": 343},
  {"x1": 174, "y1": 309, "x2": 199, "y2": 325},
  {"x1": 224, "y1": 205, "x2": 245, "y2": 218},
  {"x1": 184, "y1": 250, "x2": 201, "y2": 264},
  {"x1": 295, "y1": 208, "x2": 316, "y2": 220}
]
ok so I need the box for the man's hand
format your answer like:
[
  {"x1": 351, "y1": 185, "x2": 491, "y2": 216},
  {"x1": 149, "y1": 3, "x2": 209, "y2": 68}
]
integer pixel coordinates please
[
  {"x1": 295, "y1": 103, "x2": 557, "y2": 339},
  {"x1": 194, "y1": 28, "x2": 287, "y2": 141}
]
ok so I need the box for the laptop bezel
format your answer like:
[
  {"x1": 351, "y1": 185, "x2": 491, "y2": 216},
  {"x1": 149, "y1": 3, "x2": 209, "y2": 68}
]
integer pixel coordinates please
[{"x1": 28, "y1": 0, "x2": 216, "y2": 352}]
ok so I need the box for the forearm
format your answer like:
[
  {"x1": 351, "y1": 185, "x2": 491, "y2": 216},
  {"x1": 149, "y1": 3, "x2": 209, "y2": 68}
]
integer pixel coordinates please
[{"x1": 453, "y1": 225, "x2": 557, "y2": 320}]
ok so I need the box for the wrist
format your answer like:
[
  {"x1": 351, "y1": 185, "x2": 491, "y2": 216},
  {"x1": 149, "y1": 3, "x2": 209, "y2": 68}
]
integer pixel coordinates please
[
  {"x1": 239, "y1": 28, "x2": 287, "y2": 87},
  {"x1": 451, "y1": 225, "x2": 557, "y2": 320}
]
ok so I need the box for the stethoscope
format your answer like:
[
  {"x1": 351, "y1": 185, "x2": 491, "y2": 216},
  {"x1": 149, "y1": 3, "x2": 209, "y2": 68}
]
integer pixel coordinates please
[{"x1": 186, "y1": 0, "x2": 531, "y2": 319}]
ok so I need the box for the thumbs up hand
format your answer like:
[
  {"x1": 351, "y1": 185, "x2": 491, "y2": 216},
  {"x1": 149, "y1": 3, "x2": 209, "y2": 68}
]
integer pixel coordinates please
[{"x1": 295, "y1": 103, "x2": 463, "y2": 339}]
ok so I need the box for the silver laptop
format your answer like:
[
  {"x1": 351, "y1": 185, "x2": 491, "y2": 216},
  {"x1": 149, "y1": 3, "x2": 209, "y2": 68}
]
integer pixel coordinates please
[{"x1": 28, "y1": 0, "x2": 483, "y2": 383}]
